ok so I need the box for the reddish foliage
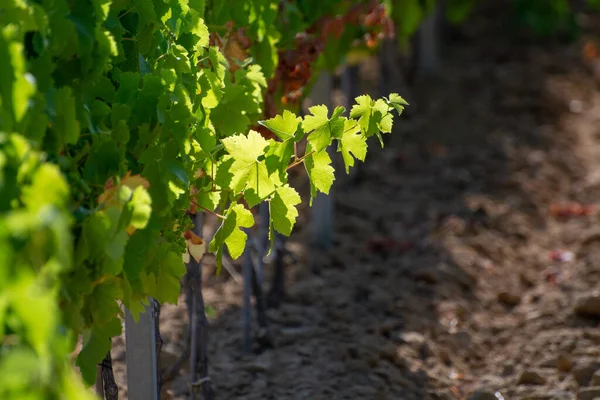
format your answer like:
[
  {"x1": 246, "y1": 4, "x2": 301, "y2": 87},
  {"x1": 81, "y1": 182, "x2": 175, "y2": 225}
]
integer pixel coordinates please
[
  {"x1": 263, "y1": 0, "x2": 394, "y2": 119},
  {"x1": 211, "y1": 3, "x2": 395, "y2": 141}
]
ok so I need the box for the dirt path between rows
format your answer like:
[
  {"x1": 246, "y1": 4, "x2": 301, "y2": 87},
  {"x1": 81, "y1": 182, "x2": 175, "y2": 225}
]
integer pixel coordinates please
[{"x1": 112, "y1": 5, "x2": 600, "y2": 400}]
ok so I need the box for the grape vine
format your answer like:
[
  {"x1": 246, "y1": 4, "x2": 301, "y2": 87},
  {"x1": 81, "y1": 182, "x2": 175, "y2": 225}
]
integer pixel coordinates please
[{"x1": 0, "y1": 0, "x2": 406, "y2": 397}]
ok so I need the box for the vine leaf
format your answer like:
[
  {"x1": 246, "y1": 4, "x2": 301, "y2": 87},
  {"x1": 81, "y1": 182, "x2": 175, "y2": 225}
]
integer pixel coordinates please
[
  {"x1": 350, "y1": 95, "x2": 394, "y2": 146},
  {"x1": 21, "y1": 164, "x2": 69, "y2": 212},
  {"x1": 349, "y1": 95, "x2": 374, "y2": 131},
  {"x1": 304, "y1": 145, "x2": 335, "y2": 205},
  {"x1": 259, "y1": 109, "x2": 303, "y2": 142},
  {"x1": 98, "y1": 172, "x2": 150, "y2": 206},
  {"x1": 270, "y1": 185, "x2": 301, "y2": 237},
  {"x1": 261, "y1": 110, "x2": 303, "y2": 178},
  {"x1": 216, "y1": 130, "x2": 276, "y2": 207},
  {"x1": 76, "y1": 317, "x2": 122, "y2": 386},
  {"x1": 338, "y1": 119, "x2": 367, "y2": 173},
  {"x1": 139, "y1": 248, "x2": 186, "y2": 305},
  {"x1": 387, "y1": 92, "x2": 408, "y2": 115},
  {"x1": 97, "y1": 172, "x2": 152, "y2": 235},
  {"x1": 302, "y1": 105, "x2": 346, "y2": 153},
  {"x1": 0, "y1": 27, "x2": 36, "y2": 126},
  {"x1": 126, "y1": 187, "x2": 152, "y2": 234},
  {"x1": 209, "y1": 203, "x2": 254, "y2": 271},
  {"x1": 55, "y1": 87, "x2": 81, "y2": 145}
]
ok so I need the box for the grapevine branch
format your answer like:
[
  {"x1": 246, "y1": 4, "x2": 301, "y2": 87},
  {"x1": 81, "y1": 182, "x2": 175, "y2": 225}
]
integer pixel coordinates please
[
  {"x1": 190, "y1": 201, "x2": 226, "y2": 220},
  {"x1": 286, "y1": 149, "x2": 316, "y2": 171},
  {"x1": 99, "y1": 352, "x2": 118, "y2": 400}
]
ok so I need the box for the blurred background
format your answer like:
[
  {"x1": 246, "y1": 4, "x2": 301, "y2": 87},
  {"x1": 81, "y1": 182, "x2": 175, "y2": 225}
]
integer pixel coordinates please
[{"x1": 111, "y1": 1, "x2": 600, "y2": 399}]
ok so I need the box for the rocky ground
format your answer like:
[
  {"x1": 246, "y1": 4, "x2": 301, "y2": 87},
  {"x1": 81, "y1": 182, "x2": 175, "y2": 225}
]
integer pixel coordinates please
[{"x1": 112, "y1": 4, "x2": 600, "y2": 400}]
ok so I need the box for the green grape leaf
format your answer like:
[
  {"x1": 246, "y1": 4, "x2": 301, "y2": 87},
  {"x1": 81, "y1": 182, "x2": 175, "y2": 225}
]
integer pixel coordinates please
[
  {"x1": 103, "y1": 229, "x2": 128, "y2": 275},
  {"x1": 190, "y1": 17, "x2": 210, "y2": 49},
  {"x1": 55, "y1": 87, "x2": 81, "y2": 145},
  {"x1": 21, "y1": 164, "x2": 69, "y2": 212},
  {"x1": 338, "y1": 119, "x2": 367, "y2": 173},
  {"x1": 350, "y1": 95, "x2": 393, "y2": 146},
  {"x1": 210, "y1": 66, "x2": 264, "y2": 136},
  {"x1": 264, "y1": 139, "x2": 293, "y2": 180},
  {"x1": 196, "y1": 126, "x2": 217, "y2": 155},
  {"x1": 216, "y1": 130, "x2": 275, "y2": 207},
  {"x1": 0, "y1": 28, "x2": 36, "y2": 127},
  {"x1": 88, "y1": 282, "x2": 122, "y2": 326},
  {"x1": 387, "y1": 93, "x2": 408, "y2": 115},
  {"x1": 209, "y1": 203, "x2": 254, "y2": 270},
  {"x1": 373, "y1": 99, "x2": 393, "y2": 144},
  {"x1": 123, "y1": 225, "x2": 157, "y2": 285},
  {"x1": 155, "y1": 250, "x2": 186, "y2": 304},
  {"x1": 350, "y1": 94, "x2": 375, "y2": 133},
  {"x1": 210, "y1": 83, "x2": 251, "y2": 135},
  {"x1": 82, "y1": 212, "x2": 111, "y2": 261},
  {"x1": 270, "y1": 185, "x2": 301, "y2": 237},
  {"x1": 133, "y1": 0, "x2": 157, "y2": 27},
  {"x1": 120, "y1": 278, "x2": 148, "y2": 321},
  {"x1": 259, "y1": 110, "x2": 302, "y2": 142},
  {"x1": 304, "y1": 146, "x2": 335, "y2": 205},
  {"x1": 76, "y1": 317, "x2": 122, "y2": 385},
  {"x1": 127, "y1": 186, "x2": 152, "y2": 230},
  {"x1": 116, "y1": 72, "x2": 140, "y2": 105},
  {"x1": 302, "y1": 105, "x2": 346, "y2": 153},
  {"x1": 9, "y1": 275, "x2": 57, "y2": 357},
  {"x1": 260, "y1": 111, "x2": 302, "y2": 176}
]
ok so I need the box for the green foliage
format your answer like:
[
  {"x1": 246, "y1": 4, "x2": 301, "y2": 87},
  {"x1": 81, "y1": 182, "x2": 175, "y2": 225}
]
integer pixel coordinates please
[
  {"x1": 388, "y1": 0, "x2": 598, "y2": 47},
  {"x1": 0, "y1": 134, "x2": 96, "y2": 399},
  {"x1": 511, "y1": 0, "x2": 578, "y2": 38},
  {"x1": 212, "y1": 97, "x2": 404, "y2": 267},
  {"x1": 389, "y1": 0, "x2": 476, "y2": 45},
  {"x1": 509, "y1": 0, "x2": 600, "y2": 39},
  {"x1": 0, "y1": 0, "x2": 406, "y2": 396}
]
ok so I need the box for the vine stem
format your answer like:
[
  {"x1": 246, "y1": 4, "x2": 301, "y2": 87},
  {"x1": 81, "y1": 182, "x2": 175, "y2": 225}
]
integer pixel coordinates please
[
  {"x1": 186, "y1": 212, "x2": 213, "y2": 400},
  {"x1": 118, "y1": 6, "x2": 136, "y2": 19},
  {"x1": 190, "y1": 201, "x2": 225, "y2": 220},
  {"x1": 286, "y1": 149, "x2": 315, "y2": 171},
  {"x1": 98, "y1": 352, "x2": 118, "y2": 400}
]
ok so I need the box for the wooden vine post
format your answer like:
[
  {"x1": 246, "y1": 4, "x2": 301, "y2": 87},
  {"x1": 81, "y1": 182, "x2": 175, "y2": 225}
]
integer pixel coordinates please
[
  {"x1": 309, "y1": 71, "x2": 336, "y2": 250},
  {"x1": 417, "y1": 1, "x2": 442, "y2": 74},
  {"x1": 124, "y1": 302, "x2": 160, "y2": 400}
]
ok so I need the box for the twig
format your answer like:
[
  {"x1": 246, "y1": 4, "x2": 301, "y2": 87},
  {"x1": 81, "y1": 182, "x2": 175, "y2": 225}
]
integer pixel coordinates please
[
  {"x1": 118, "y1": 6, "x2": 136, "y2": 19},
  {"x1": 190, "y1": 201, "x2": 226, "y2": 219},
  {"x1": 286, "y1": 149, "x2": 315, "y2": 171}
]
